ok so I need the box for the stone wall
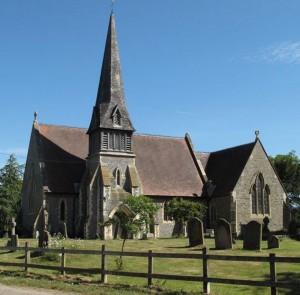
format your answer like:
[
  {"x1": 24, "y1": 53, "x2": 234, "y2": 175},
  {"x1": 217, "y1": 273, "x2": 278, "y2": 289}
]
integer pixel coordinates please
[
  {"x1": 46, "y1": 193, "x2": 78, "y2": 237},
  {"x1": 234, "y1": 140, "x2": 289, "y2": 234},
  {"x1": 21, "y1": 124, "x2": 45, "y2": 236}
]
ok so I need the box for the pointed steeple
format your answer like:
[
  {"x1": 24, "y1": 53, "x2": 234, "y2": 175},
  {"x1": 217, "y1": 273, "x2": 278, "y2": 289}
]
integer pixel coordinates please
[{"x1": 88, "y1": 13, "x2": 135, "y2": 134}]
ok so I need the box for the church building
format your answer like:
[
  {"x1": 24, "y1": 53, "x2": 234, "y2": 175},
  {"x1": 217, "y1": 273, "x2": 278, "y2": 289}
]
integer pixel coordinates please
[{"x1": 21, "y1": 13, "x2": 290, "y2": 239}]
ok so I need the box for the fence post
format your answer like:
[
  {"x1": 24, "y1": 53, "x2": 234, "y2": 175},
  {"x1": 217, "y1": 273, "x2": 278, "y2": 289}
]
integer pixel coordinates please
[
  {"x1": 101, "y1": 244, "x2": 107, "y2": 283},
  {"x1": 24, "y1": 242, "x2": 31, "y2": 273},
  {"x1": 148, "y1": 250, "x2": 153, "y2": 286},
  {"x1": 61, "y1": 247, "x2": 66, "y2": 276},
  {"x1": 269, "y1": 253, "x2": 277, "y2": 295},
  {"x1": 203, "y1": 247, "x2": 210, "y2": 295}
]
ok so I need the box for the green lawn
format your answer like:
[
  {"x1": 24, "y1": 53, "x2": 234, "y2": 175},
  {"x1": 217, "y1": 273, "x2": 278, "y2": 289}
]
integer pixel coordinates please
[{"x1": 0, "y1": 236, "x2": 299, "y2": 295}]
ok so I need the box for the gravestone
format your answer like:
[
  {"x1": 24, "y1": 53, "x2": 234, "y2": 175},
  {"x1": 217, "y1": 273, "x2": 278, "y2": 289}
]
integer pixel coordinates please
[
  {"x1": 187, "y1": 217, "x2": 204, "y2": 247},
  {"x1": 243, "y1": 221, "x2": 262, "y2": 250},
  {"x1": 62, "y1": 222, "x2": 68, "y2": 238},
  {"x1": 38, "y1": 230, "x2": 51, "y2": 248},
  {"x1": 268, "y1": 235, "x2": 280, "y2": 249},
  {"x1": 215, "y1": 218, "x2": 232, "y2": 249},
  {"x1": 262, "y1": 216, "x2": 271, "y2": 240},
  {"x1": 10, "y1": 217, "x2": 19, "y2": 247},
  {"x1": 142, "y1": 233, "x2": 155, "y2": 240}
]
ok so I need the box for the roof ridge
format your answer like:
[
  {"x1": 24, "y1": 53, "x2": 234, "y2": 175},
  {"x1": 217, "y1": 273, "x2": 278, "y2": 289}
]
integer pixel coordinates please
[
  {"x1": 39, "y1": 123, "x2": 87, "y2": 131},
  {"x1": 134, "y1": 133, "x2": 184, "y2": 140},
  {"x1": 211, "y1": 141, "x2": 255, "y2": 154}
]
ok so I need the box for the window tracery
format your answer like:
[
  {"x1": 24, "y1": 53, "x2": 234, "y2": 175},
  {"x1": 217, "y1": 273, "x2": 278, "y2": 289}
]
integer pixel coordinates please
[{"x1": 251, "y1": 174, "x2": 270, "y2": 215}]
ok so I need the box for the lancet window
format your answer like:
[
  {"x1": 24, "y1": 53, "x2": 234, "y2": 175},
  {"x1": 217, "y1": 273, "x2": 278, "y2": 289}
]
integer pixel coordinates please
[{"x1": 251, "y1": 174, "x2": 270, "y2": 215}]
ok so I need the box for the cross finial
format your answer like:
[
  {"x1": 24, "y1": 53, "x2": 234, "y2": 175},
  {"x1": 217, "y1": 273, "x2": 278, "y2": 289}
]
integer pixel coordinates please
[
  {"x1": 255, "y1": 130, "x2": 260, "y2": 138},
  {"x1": 34, "y1": 110, "x2": 38, "y2": 122}
]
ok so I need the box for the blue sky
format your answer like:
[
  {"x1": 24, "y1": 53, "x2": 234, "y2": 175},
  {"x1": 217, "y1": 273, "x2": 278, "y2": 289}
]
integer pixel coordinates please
[{"x1": 1, "y1": 0, "x2": 300, "y2": 168}]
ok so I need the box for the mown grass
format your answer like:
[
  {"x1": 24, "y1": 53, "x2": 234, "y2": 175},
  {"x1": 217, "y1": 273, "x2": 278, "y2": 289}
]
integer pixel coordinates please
[{"x1": 0, "y1": 237, "x2": 299, "y2": 294}]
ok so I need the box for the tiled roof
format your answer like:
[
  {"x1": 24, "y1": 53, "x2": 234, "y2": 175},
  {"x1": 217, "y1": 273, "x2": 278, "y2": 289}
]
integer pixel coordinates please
[
  {"x1": 133, "y1": 134, "x2": 204, "y2": 197},
  {"x1": 38, "y1": 124, "x2": 88, "y2": 193},
  {"x1": 36, "y1": 124, "x2": 204, "y2": 197},
  {"x1": 199, "y1": 142, "x2": 255, "y2": 197}
]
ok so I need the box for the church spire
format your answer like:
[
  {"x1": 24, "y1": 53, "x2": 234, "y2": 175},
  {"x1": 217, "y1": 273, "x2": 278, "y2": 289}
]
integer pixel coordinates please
[{"x1": 88, "y1": 13, "x2": 135, "y2": 134}]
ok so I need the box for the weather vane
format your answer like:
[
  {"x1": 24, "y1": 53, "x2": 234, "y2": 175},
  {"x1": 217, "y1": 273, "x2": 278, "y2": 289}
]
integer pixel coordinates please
[{"x1": 111, "y1": 0, "x2": 115, "y2": 12}]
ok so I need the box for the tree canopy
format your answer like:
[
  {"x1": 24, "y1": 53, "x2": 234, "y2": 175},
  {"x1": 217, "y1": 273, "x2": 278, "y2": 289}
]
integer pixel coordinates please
[
  {"x1": 166, "y1": 198, "x2": 206, "y2": 236},
  {"x1": 270, "y1": 151, "x2": 300, "y2": 209},
  {"x1": 0, "y1": 155, "x2": 24, "y2": 235},
  {"x1": 102, "y1": 194, "x2": 159, "y2": 269}
]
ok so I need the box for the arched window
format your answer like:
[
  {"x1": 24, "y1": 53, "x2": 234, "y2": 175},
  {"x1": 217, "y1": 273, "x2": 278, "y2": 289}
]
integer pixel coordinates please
[
  {"x1": 264, "y1": 186, "x2": 270, "y2": 215},
  {"x1": 251, "y1": 174, "x2": 270, "y2": 215},
  {"x1": 60, "y1": 200, "x2": 66, "y2": 222},
  {"x1": 115, "y1": 168, "x2": 121, "y2": 186}
]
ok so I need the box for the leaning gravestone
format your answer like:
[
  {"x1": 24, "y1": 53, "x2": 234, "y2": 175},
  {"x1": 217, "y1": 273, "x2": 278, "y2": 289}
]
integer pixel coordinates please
[
  {"x1": 215, "y1": 218, "x2": 232, "y2": 249},
  {"x1": 187, "y1": 217, "x2": 204, "y2": 247},
  {"x1": 268, "y1": 235, "x2": 280, "y2": 249},
  {"x1": 243, "y1": 220, "x2": 262, "y2": 250}
]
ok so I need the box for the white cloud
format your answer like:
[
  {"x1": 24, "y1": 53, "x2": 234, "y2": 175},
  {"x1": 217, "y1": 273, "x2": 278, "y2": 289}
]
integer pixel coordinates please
[{"x1": 245, "y1": 41, "x2": 300, "y2": 64}]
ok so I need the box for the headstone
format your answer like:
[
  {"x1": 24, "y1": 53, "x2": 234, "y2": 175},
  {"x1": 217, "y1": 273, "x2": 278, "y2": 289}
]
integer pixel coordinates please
[
  {"x1": 205, "y1": 229, "x2": 214, "y2": 238},
  {"x1": 262, "y1": 216, "x2": 271, "y2": 240},
  {"x1": 11, "y1": 218, "x2": 16, "y2": 235},
  {"x1": 243, "y1": 221, "x2": 262, "y2": 250},
  {"x1": 142, "y1": 233, "x2": 155, "y2": 240},
  {"x1": 10, "y1": 217, "x2": 19, "y2": 248},
  {"x1": 38, "y1": 230, "x2": 51, "y2": 248},
  {"x1": 62, "y1": 223, "x2": 68, "y2": 238},
  {"x1": 268, "y1": 235, "x2": 280, "y2": 249},
  {"x1": 187, "y1": 217, "x2": 204, "y2": 247},
  {"x1": 215, "y1": 218, "x2": 232, "y2": 249}
]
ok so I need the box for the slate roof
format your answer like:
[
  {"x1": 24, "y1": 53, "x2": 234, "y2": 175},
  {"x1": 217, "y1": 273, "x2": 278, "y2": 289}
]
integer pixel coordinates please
[
  {"x1": 36, "y1": 124, "x2": 204, "y2": 197},
  {"x1": 88, "y1": 13, "x2": 134, "y2": 133},
  {"x1": 197, "y1": 142, "x2": 256, "y2": 197}
]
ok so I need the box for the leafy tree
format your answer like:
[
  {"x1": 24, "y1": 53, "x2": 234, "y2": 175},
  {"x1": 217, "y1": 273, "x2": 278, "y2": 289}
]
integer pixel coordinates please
[
  {"x1": 270, "y1": 151, "x2": 300, "y2": 222},
  {"x1": 102, "y1": 195, "x2": 159, "y2": 269},
  {"x1": 0, "y1": 154, "x2": 24, "y2": 235},
  {"x1": 167, "y1": 198, "x2": 206, "y2": 237}
]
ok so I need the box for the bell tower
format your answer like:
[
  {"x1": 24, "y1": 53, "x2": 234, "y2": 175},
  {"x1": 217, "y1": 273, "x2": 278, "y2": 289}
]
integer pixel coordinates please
[
  {"x1": 80, "y1": 13, "x2": 141, "y2": 239},
  {"x1": 87, "y1": 13, "x2": 135, "y2": 159}
]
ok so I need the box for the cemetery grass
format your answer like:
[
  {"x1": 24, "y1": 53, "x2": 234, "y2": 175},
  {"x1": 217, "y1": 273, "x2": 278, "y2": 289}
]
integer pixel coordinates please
[{"x1": 0, "y1": 237, "x2": 299, "y2": 295}]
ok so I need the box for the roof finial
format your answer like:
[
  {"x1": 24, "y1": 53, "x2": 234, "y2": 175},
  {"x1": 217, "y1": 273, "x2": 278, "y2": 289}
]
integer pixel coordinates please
[
  {"x1": 111, "y1": 0, "x2": 115, "y2": 13},
  {"x1": 34, "y1": 110, "x2": 38, "y2": 122},
  {"x1": 255, "y1": 130, "x2": 260, "y2": 138}
]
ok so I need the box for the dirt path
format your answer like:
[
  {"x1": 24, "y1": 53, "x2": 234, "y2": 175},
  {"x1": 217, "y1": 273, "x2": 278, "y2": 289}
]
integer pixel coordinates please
[{"x1": 0, "y1": 284, "x2": 76, "y2": 295}]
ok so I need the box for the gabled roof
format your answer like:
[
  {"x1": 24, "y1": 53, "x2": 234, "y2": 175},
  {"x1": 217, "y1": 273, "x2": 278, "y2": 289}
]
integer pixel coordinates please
[
  {"x1": 37, "y1": 124, "x2": 88, "y2": 193},
  {"x1": 35, "y1": 124, "x2": 204, "y2": 197},
  {"x1": 88, "y1": 13, "x2": 134, "y2": 133},
  {"x1": 133, "y1": 134, "x2": 205, "y2": 197},
  {"x1": 197, "y1": 142, "x2": 256, "y2": 197}
]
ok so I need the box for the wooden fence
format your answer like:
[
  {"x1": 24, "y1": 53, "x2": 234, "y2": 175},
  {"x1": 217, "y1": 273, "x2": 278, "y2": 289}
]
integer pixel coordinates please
[{"x1": 0, "y1": 243, "x2": 299, "y2": 295}]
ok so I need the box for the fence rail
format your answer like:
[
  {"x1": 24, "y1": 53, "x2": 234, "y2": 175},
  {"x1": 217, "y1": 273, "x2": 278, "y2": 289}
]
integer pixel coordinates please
[{"x1": 0, "y1": 243, "x2": 299, "y2": 295}]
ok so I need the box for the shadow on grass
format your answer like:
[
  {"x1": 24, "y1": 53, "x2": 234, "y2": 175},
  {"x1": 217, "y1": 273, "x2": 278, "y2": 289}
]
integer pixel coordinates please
[
  {"x1": 0, "y1": 271, "x2": 201, "y2": 295},
  {"x1": 0, "y1": 251, "x2": 13, "y2": 255},
  {"x1": 251, "y1": 272, "x2": 300, "y2": 295}
]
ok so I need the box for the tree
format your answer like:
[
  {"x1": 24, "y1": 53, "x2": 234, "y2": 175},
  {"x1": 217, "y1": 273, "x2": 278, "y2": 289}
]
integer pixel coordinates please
[
  {"x1": 102, "y1": 195, "x2": 159, "y2": 269},
  {"x1": 270, "y1": 151, "x2": 300, "y2": 222},
  {"x1": 167, "y1": 198, "x2": 206, "y2": 237},
  {"x1": 0, "y1": 154, "x2": 24, "y2": 235}
]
